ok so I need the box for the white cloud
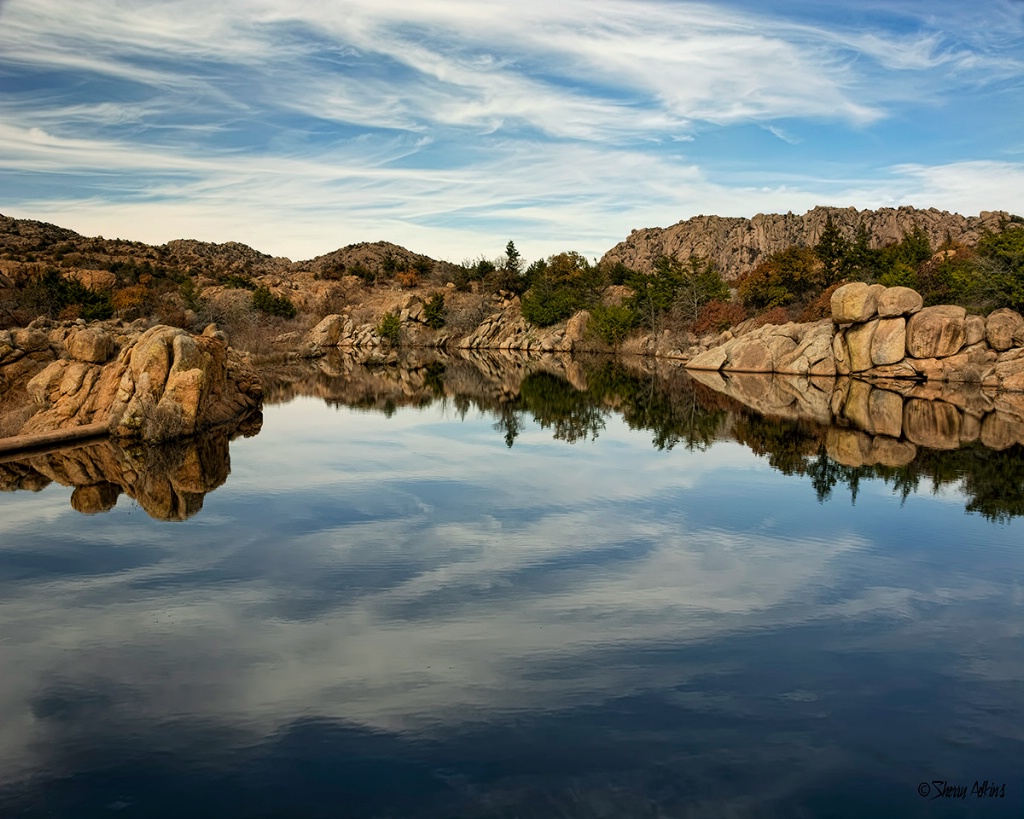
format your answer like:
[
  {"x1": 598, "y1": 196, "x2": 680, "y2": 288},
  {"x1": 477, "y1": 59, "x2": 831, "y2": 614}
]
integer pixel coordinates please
[{"x1": 1, "y1": 0, "x2": 1021, "y2": 259}]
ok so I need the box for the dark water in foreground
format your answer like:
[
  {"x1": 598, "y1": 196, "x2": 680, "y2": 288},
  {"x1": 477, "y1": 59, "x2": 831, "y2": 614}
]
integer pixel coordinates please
[{"x1": 0, "y1": 358, "x2": 1022, "y2": 818}]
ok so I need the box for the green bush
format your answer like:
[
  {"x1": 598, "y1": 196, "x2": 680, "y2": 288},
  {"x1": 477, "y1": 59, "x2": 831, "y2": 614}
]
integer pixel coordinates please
[
  {"x1": 252, "y1": 286, "x2": 297, "y2": 318},
  {"x1": 588, "y1": 303, "x2": 638, "y2": 347},
  {"x1": 973, "y1": 227, "x2": 1024, "y2": 312},
  {"x1": 376, "y1": 311, "x2": 401, "y2": 346},
  {"x1": 521, "y1": 251, "x2": 603, "y2": 327},
  {"x1": 423, "y1": 292, "x2": 446, "y2": 329},
  {"x1": 24, "y1": 268, "x2": 113, "y2": 320},
  {"x1": 626, "y1": 256, "x2": 729, "y2": 330},
  {"x1": 223, "y1": 273, "x2": 256, "y2": 290}
]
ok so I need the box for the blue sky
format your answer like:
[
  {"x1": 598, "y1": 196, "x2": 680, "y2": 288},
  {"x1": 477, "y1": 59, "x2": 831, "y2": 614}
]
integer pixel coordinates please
[{"x1": 1, "y1": 0, "x2": 1022, "y2": 263}]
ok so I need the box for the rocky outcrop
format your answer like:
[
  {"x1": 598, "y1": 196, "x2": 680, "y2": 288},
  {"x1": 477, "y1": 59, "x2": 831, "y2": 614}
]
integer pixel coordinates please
[
  {"x1": 3, "y1": 320, "x2": 263, "y2": 441},
  {"x1": 687, "y1": 320, "x2": 836, "y2": 377},
  {"x1": 688, "y1": 283, "x2": 1024, "y2": 393},
  {"x1": 299, "y1": 295, "x2": 601, "y2": 356},
  {"x1": 602, "y1": 207, "x2": 1014, "y2": 279}
]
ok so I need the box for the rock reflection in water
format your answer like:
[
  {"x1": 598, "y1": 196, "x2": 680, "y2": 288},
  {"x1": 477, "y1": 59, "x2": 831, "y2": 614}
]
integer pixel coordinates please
[
  {"x1": 269, "y1": 350, "x2": 1024, "y2": 521},
  {"x1": 0, "y1": 412, "x2": 261, "y2": 520}
]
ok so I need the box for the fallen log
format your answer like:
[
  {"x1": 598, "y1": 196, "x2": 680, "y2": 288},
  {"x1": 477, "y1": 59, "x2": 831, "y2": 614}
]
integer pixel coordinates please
[{"x1": 0, "y1": 422, "x2": 109, "y2": 461}]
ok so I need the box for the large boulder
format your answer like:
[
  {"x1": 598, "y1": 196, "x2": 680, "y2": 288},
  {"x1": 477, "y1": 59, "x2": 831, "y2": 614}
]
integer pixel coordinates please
[
  {"x1": 67, "y1": 327, "x2": 116, "y2": 364},
  {"x1": 985, "y1": 308, "x2": 1024, "y2": 352},
  {"x1": 831, "y1": 282, "x2": 884, "y2": 324},
  {"x1": 876, "y1": 286, "x2": 923, "y2": 318},
  {"x1": 870, "y1": 317, "x2": 906, "y2": 366},
  {"x1": 844, "y1": 320, "x2": 877, "y2": 372},
  {"x1": 306, "y1": 314, "x2": 345, "y2": 353},
  {"x1": 906, "y1": 305, "x2": 967, "y2": 359}
]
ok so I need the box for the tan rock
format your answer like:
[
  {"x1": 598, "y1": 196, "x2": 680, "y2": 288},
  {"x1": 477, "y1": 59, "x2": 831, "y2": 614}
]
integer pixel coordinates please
[
  {"x1": 767, "y1": 334, "x2": 798, "y2": 370},
  {"x1": 868, "y1": 387, "x2": 905, "y2": 439},
  {"x1": 68, "y1": 268, "x2": 117, "y2": 291},
  {"x1": 831, "y1": 282, "x2": 879, "y2": 324},
  {"x1": 868, "y1": 361, "x2": 918, "y2": 379},
  {"x1": 840, "y1": 380, "x2": 903, "y2": 438},
  {"x1": 876, "y1": 286, "x2": 923, "y2": 318},
  {"x1": 964, "y1": 315, "x2": 986, "y2": 347},
  {"x1": 959, "y1": 412, "x2": 981, "y2": 443},
  {"x1": 832, "y1": 332, "x2": 850, "y2": 375},
  {"x1": 726, "y1": 337, "x2": 773, "y2": 372},
  {"x1": 809, "y1": 357, "x2": 837, "y2": 377},
  {"x1": 844, "y1": 320, "x2": 877, "y2": 372},
  {"x1": 993, "y1": 356, "x2": 1024, "y2": 392},
  {"x1": 839, "y1": 379, "x2": 873, "y2": 433},
  {"x1": 906, "y1": 305, "x2": 967, "y2": 359},
  {"x1": 985, "y1": 308, "x2": 1024, "y2": 352},
  {"x1": 70, "y1": 482, "x2": 122, "y2": 514},
  {"x1": 980, "y1": 413, "x2": 1018, "y2": 450},
  {"x1": 307, "y1": 314, "x2": 345, "y2": 349},
  {"x1": 67, "y1": 327, "x2": 115, "y2": 364},
  {"x1": 562, "y1": 310, "x2": 590, "y2": 351},
  {"x1": 870, "y1": 317, "x2": 906, "y2": 366},
  {"x1": 12, "y1": 328, "x2": 50, "y2": 353}
]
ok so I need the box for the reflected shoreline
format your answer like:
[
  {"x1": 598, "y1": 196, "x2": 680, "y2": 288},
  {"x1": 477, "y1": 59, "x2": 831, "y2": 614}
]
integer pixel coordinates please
[
  {"x1": 0, "y1": 411, "x2": 261, "y2": 520},
  {"x1": 6, "y1": 348, "x2": 1024, "y2": 520}
]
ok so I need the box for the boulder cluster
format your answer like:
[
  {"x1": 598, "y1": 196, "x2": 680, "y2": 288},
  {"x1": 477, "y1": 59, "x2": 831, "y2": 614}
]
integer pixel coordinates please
[
  {"x1": 830, "y1": 282, "x2": 1024, "y2": 390},
  {"x1": 687, "y1": 282, "x2": 1024, "y2": 392},
  {"x1": 2, "y1": 319, "x2": 262, "y2": 441}
]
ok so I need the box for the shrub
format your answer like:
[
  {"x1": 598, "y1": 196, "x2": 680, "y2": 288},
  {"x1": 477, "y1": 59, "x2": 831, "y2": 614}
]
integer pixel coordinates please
[
  {"x1": 588, "y1": 303, "x2": 638, "y2": 347},
  {"x1": 797, "y1": 282, "x2": 844, "y2": 322},
  {"x1": 349, "y1": 262, "x2": 376, "y2": 284},
  {"x1": 395, "y1": 270, "x2": 419, "y2": 288},
  {"x1": 180, "y1": 278, "x2": 206, "y2": 311},
  {"x1": 972, "y1": 226, "x2": 1024, "y2": 312},
  {"x1": 24, "y1": 268, "x2": 113, "y2": 321},
  {"x1": 521, "y1": 251, "x2": 603, "y2": 327},
  {"x1": 252, "y1": 286, "x2": 297, "y2": 318},
  {"x1": 692, "y1": 300, "x2": 747, "y2": 335},
  {"x1": 423, "y1": 292, "x2": 446, "y2": 329},
  {"x1": 750, "y1": 306, "x2": 793, "y2": 329},
  {"x1": 112, "y1": 284, "x2": 153, "y2": 319},
  {"x1": 627, "y1": 255, "x2": 729, "y2": 331},
  {"x1": 737, "y1": 245, "x2": 821, "y2": 311},
  {"x1": 376, "y1": 311, "x2": 401, "y2": 346},
  {"x1": 602, "y1": 261, "x2": 636, "y2": 286},
  {"x1": 223, "y1": 273, "x2": 255, "y2": 290}
]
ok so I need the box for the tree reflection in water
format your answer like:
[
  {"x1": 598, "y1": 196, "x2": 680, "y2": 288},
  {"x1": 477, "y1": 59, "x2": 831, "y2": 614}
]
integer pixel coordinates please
[{"x1": 8, "y1": 348, "x2": 1024, "y2": 521}]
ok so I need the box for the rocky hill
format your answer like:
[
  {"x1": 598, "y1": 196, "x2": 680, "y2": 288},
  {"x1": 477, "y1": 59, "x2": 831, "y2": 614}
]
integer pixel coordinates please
[
  {"x1": 0, "y1": 214, "x2": 462, "y2": 284},
  {"x1": 602, "y1": 206, "x2": 1020, "y2": 280}
]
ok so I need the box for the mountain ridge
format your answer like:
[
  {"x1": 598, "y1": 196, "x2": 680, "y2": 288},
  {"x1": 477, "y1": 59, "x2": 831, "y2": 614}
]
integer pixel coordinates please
[{"x1": 601, "y1": 206, "x2": 1019, "y2": 280}]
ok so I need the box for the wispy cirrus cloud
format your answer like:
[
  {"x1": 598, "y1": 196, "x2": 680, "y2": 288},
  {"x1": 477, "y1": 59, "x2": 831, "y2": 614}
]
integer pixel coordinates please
[{"x1": 1, "y1": 0, "x2": 1022, "y2": 259}]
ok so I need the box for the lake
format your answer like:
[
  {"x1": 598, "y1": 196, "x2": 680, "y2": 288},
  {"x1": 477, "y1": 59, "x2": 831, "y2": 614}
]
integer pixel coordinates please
[{"x1": 1, "y1": 351, "x2": 1021, "y2": 818}]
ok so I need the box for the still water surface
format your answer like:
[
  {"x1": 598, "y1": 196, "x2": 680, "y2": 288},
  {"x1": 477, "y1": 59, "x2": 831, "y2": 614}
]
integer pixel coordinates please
[{"x1": 0, "y1": 359, "x2": 1022, "y2": 818}]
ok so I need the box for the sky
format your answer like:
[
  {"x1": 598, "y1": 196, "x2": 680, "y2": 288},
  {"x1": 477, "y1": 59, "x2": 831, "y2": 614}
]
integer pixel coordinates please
[{"x1": 1, "y1": 0, "x2": 1023, "y2": 264}]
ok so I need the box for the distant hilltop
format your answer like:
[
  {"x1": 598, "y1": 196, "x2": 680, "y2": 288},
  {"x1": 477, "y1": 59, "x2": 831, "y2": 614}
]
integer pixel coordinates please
[{"x1": 602, "y1": 206, "x2": 1021, "y2": 280}]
